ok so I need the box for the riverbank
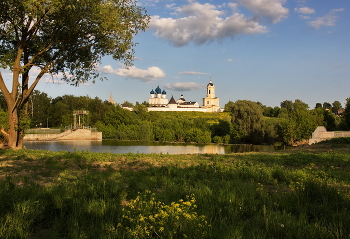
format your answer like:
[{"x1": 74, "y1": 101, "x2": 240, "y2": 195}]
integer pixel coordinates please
[{"x1": 1, "y1": 142, "x2": 350, "y2": 238}]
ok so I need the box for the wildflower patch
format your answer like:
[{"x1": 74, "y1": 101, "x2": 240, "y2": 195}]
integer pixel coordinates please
[{"x1": 115, "y1": 190, "x2": 210, "y2": 238}]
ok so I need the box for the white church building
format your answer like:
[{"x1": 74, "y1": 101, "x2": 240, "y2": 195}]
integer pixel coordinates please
[{"x1": 147, "y1": 78, "x2": 222, "y2": 112}]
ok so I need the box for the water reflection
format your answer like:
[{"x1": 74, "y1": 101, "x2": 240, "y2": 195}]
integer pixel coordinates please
[{"x1": 23, "y1": 140, "x2": 283, "y2": 154}]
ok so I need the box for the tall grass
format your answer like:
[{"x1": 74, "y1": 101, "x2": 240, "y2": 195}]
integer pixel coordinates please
[{"x1": 0, "y1": 149, "x2": 350, "y2": 238}]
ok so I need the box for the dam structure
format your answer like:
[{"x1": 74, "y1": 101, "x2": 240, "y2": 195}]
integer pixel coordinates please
[
  {"x1": 309, "y1": 126, "x2": 350, "y2": 144},
  {"x1": 23, "y1": 110, "x2": 102, "y2": 141}
]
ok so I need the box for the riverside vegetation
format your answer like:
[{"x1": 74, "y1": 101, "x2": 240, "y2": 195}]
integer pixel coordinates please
[
  {"x1": 2, "y1": 92, "x2": 350, "y2": 146},
  {"x1": 1, "y1": 138, "x2": 350, "y2": 238}
]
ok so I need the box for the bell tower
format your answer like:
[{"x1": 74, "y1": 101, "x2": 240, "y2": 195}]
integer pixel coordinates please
[
  {"x1": 206, "y1": 78, "x2": 215, "y2": 98},
  {"x1": 203, "y1": 78, "x2": 220, "y2": 112}
]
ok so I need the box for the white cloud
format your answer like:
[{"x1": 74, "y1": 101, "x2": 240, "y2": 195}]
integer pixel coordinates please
[
  {"x1": 179, "y1": 71, "x2": 210, "y2": 75},
  {"x1": 227, "y1": 59, "x2": 233, "y2": 62},
  {"x1": 299, "y1": 15, "x2": 311, "y2": 20},
  {"x1": 137, "y1": 0, "x2": 160, "y2": 7},
  {"x1": 98, "y1": 64, "x2": 166, "y2": 83},
  {"x1": 228, "y1": 3, "x2": 239, "y2": 11},
  {"x1": 149, "y1": 2, "x2": 267, "y2": 47},
  {"x1": 98, "y1": 65, "x2": 115, "y2": 74},
  {"x1": 164, "y1": 82, "x2": 205, "y2": 91},
  {"x1": 238, "y1": 0, "x2": 289, "y2": 23},
  {"x1": 308, "y1": 8, "x2": 345, "y2": 29},
  {"x1": 165, "y1": 3, "x2": 176, "y2": 9},
  {"x1": 294, "y1": 7, "x2": 315, "y2": 14}
]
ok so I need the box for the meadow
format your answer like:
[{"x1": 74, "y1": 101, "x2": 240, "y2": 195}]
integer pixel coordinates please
[{"x1": 0, "y1": 140, "x2": 350, "y2": 238}]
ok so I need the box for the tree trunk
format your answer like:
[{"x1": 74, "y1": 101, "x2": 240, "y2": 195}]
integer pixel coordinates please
[{"x1": 3, "y1": 104, "x2": 22, "y2": 150}]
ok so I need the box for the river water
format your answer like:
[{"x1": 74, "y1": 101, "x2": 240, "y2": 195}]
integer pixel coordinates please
[{"x1": 23, "y1": 140, "x2": 284, "y2": 154}]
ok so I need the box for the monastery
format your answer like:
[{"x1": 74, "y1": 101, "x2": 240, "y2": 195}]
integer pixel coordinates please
[{"x1": 147, "y1": 78, "x2": 222, "y2": 112}]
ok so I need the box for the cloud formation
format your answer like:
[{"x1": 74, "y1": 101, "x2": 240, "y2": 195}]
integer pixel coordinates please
[
  {"x1": 308, "y1": 8, "x2": 345, "y2": 29},
  {"x1": 237, "y1": 0, "x2": 289, "y2": 23},
  {"x1": 164, "y1": 82, "x2": 205, "y2": 91},
  {"x1": 149, "y1": 2, "x2": 269, "y2": 47},
  {"x1": 294, "y1": 7, "x2": 315, "y2": 14},
  {"x1": 98, "y1": 64, "x2": 166, "y2": 83}
]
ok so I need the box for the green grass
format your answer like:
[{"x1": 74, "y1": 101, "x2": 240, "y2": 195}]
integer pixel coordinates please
[
  {"x1": 316, "y1": 137, "x2": 350, "y2": 145},
  {"x1": 1, "y1": 147, "x2": 350, "y2": 238}
]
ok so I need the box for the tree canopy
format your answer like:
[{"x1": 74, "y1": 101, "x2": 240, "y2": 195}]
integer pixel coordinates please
[
  {"x1": 225, "y1": 100, "x2": 264, "y2": 143},
  {"x1": 0, "y1": 0, "x2": 149, "y2": 149}
]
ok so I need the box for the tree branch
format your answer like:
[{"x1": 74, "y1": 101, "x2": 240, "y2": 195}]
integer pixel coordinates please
[
  {"x1": 0, "y1": 126, "x2": 9, "y2": 144},
  {"x1": 0, "y1": 72, "x2": 11, "y2": 98}
]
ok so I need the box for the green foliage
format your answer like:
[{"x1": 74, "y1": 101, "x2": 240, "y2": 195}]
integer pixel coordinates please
[
  {"x1": 95, "y1": 121, "x2": 117, "y2": 139},
  {"x1": 262, "y1": 106, "x2": 281, "y2": 117},
  {"x1": 0, "y1": 0, "x2": 149, "y2": 78},
  {"x1": 0, "y1": 108, "x2": 7, "y2": 130},
  {"x1": 0, "y1": 0, "x2": 149, "y2": 149},
  {"x1": 211, "y1": 120, "x2": 232, "y2": 144},
  {"x1": 323, "y1": 109, "x2": 337, "y2": 131},
  {"x1": 316, "y1": 137, "x2": 350, "y2": 145},
  {"x1": 262, "y1": 117, "x2": 282, "y2": 145},
  {"x1": 20, "y1": 92, "x2": 350, "y2": 146},
  {"x1": 226, "y1": 100, "x2": 265, "y2": 144},
  {"x1": 323, "y1": 102, "x2": 332, "y2": 110},
  {"x1": 28, "y1": 91, "x2": 51, "y2": 128},
  {"x1": 332, "y1": 100, "x2": 342, "y2": 113},
  {"x1": 279, "y1": 99, "x2": 317, "y2": 145},
  {"x1": 343, "y1": 98, "x2": 350, "y2": 130}
]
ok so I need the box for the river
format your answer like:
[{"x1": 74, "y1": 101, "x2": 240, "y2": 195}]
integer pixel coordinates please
[{"x1": 23, "y1": 140, "x2": 285, "y2": 154}]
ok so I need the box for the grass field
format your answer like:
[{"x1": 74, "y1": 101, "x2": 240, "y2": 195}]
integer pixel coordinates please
[{"x1": 0, "y1": 140, "x2": 350, "y2": 238}]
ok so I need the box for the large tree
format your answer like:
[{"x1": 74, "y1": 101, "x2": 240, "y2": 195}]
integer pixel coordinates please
[
  {"x1": 0, "y1": 0, "x2": 149, "y2": 149},
  {"x1": 279, "y1": 99, "x2": 317, "y2": 145},
  {"x1": 226, "y1": 100, "x2": 264, "y2": 144}
]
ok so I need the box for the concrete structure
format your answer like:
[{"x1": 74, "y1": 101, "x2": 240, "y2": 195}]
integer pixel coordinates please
[
  {"x1": 73, "y1": 110, "x2": 89, "y2": 129},
  {"x1": 24, "y1": 110, "x2": 102, "y2": 141},
  {"x1": 24, "y1": 129, "x2": 102, "y2": 141},
  {"x1": 147, "y1": 78, "x2": 222, "y2": 112},
  {"x1": 309, "y1": 126, "x2": 350, "y2": 144}
]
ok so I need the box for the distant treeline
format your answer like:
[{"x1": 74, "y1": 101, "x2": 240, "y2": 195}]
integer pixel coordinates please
[{"x1": 1, "y1": 91, "x2": 349, "y2": 145}]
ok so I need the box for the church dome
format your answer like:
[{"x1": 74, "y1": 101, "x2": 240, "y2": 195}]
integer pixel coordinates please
[
  {"x1": 162, "y1": 90, "x2": 166, "y2": 94},
  {"x1": 150, "y1": 89, "x2": 155, "y2": 94},
  {"x1": 207, "y1": 78, "x2": 214, "y2": 86},
  {"x1": 155, "y1": 86, "x2": 162, "y2": 94}
]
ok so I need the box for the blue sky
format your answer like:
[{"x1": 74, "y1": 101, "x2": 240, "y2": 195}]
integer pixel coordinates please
[{"x1": 2, "y1": 0, "x2": 350, "y2": 108}]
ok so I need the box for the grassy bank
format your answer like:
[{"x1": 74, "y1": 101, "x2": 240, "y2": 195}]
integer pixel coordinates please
[{"x1": 1, "y1": 143, "x2": 350, "y2": 238}]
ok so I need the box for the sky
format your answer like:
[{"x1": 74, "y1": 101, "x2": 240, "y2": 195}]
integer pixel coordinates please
[{"x1": 2, "y1": 0, "x2": 350, "y2": 108}]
